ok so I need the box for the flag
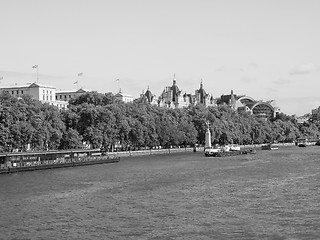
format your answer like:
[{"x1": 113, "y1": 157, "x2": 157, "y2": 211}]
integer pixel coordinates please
[
  {"x1": 74, "y1": 80, "x2": 78, "y2": 84},
  {"x1": 32, "y1": 65, "x2": 38, "y2": 68},
  {"x1": 78, "y1": 72, "x2": 83, "y2": 76}
]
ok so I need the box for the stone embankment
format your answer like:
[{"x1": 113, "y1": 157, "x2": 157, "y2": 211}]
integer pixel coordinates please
[
  {"x1": 114, "y1": 143, "x2": 296, "y2": 158},
  {"x1": 113, "y1": 147, "x2": 195, "y2": 158}
]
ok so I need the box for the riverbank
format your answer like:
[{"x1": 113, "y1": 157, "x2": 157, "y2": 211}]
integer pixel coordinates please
[
  {"x1": 113, "y1": 147, "x2": 195, "y2": 158},
  {"x1": 115, "y1": 143, "x2": 297, "y2": 158}
]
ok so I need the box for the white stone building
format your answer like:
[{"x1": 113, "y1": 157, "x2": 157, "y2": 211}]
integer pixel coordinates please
[{"x1": 0, "y1": 82, "x2": 68, "y2": 110}]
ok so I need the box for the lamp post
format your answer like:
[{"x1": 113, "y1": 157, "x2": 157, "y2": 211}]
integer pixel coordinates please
[{"x1": 32, "y1": 65, "x2": 38, "y2": 83}]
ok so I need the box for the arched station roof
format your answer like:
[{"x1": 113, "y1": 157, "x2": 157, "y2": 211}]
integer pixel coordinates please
[
  {"x1": 238, "y1": 96, "x2": 255, "y2": 105},
  {"x1": 249, "y1": 102, "x2": 275, "y2": 118}
]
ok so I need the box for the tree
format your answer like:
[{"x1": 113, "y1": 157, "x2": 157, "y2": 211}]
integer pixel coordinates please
[{"x1": 60, "y1": 128, "x2": 83, "y2": 149}]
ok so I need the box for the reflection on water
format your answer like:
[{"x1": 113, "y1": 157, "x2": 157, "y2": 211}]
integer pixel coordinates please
[{"x1": 1, "y1": 147, "x2": 320, "y2": 239}]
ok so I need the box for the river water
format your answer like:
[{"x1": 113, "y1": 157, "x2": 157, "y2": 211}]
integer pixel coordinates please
[{"x1": 1, "y1": 146, "x2": 320, "y2": 239}]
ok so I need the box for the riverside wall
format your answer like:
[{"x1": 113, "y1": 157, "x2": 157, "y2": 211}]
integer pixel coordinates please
[
  {"x1": 110, "y1": 143, "x2": 296, "y2": 158},
  {"x1": 113, "y1": 147, "x2": 196, "y2": 158}
]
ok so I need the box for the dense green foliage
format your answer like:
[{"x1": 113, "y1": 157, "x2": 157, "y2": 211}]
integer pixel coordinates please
[{"x1": 1, "y1": 91, "x2": 320, "y2": 152}]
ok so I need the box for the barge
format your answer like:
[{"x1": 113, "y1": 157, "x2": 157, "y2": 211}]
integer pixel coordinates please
[
  {"x1": 0, "y1": 149, "x2": 120, "y2": 174},
  {"x1": 204, "y1": 145, "x2": 256, "y2": 157}
]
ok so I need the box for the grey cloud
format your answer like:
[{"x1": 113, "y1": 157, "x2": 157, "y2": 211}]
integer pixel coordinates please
[
  {"x1": 248, "y1": 63, "x2": 258, "y2": 68},
  {"x1": 272, "y1": 78, "x2": 292, "y2": 84},
  {"x1": 240, "y1": 76, "x2": 257, "y2": 83},
  {"x1": 290, "y1": 63, "x2": 320, "y2": 75}
]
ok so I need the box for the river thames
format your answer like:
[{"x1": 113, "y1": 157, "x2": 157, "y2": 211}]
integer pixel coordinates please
[{"x1": 1, "y1": 146, "x2": 320, "y2": 239}]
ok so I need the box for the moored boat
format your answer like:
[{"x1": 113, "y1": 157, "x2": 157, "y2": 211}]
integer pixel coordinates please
[
  {"x1": 261, "y1": 144, "x2": 279, "y2": 150},
  {"x1": 0, "y1": 149, "x2": 120, "y2": 174},
  {"x1": 204, "y1": 144, "x2": 244, "y2": 157},
  {"x1": 241, "y1": 148, "x2": 257, "y2": 154}
]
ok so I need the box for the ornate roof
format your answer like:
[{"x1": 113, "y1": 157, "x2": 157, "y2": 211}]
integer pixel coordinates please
[{"x1": 145, "y1": 88, "x2": 153, "y2": 103}]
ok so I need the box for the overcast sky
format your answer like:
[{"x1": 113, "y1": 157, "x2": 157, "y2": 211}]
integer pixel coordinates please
[{"x1": 1, "y1": 0, "x2": 320, "y2": 115}]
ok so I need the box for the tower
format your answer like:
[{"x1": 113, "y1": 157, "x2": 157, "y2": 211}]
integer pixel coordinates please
[{"x1": 205, "y1": 121, "x2": 212, "y2": 149}]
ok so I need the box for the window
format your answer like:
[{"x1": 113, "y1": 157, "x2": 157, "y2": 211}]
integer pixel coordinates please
[
  {"x1": 16, "y1": 90, "x2": 19, "y2": 94},
  {"x1": 50, "y1": 96, "x2": 52, "y2": 101},
  {"x1": 43, "y1": 96, "x2": 45, "y2": 100},
  {"x1": 21, "y1": 90, "x2": 23, "y2": 94},
  {"x1": 12, "y1": 91, "x2": 14, "y2": 94},
  {"x1": 60, "y1": 95, "x2": 62, "y2": 99}
]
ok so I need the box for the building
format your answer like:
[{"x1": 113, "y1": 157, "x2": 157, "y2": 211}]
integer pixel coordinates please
[
  {"x1": 218, "y1": 90, "x2": 279, "y2": 119},
  {"x1": 311, "y1": 107, "x2": 320, "y2": 121},
  {"x1": 139, "y1": 87, "x2": 158, "y2": 105},
  {"x1": 0, "y1": 82, "x2": 68, "y2": 110},
  {"x1": 114, "y1": 89, "x2": 134, "y2": 103},
  {"x1": 56, "y1": 88, "x2": 88, "y2": 102},
  {"x1": 194, "y1": 81, "x2": 215, "y2": 107},
  {"x1": 158, "y1": 75, "x2": 192, "y2": 108}
]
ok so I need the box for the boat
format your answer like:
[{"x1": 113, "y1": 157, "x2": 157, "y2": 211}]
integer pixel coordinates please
[
  {"x1": 205, "y1": 144, "x2": 256, "y2": 157},
  {"x1": 261, "y1": 144, "x2": 278, "y2": 150},
  {"x1": 241, "y1": 148, "x2": 257, "y2": 154},
  {"x1": 204, "y1": 144, "x2": 244, "y2": 157},
  {"x1": 296, "y1": 138, "x2": 313, "y2": 147},
  {"x1": 0, "y1": 149, "x2": 120, "y2": 174}
]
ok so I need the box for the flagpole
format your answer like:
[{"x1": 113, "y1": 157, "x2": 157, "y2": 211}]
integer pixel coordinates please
[
  {"x1": 116, "y1": 79, "x2": 120, "y2": 92},
  {"x1": 76, "y1": 72, "x2": 83, "y2": 89},
  {"x1": 32, "y1": 65, "x2": 39, "y2": 83}
]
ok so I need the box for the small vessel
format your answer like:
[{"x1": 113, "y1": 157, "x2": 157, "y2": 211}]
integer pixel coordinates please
[
  {"x1": 296, "y1": 138, "x2": 313, "y2": 147},
  {"x1": 261, "y1": 144, "x2": 278, "y2": 150},
  {"x1": 241, "y1": 148, "x2": 257, "y2": 154},
  {"x1": 205, "y1": 146, "x2": 242, "y2": 157}
]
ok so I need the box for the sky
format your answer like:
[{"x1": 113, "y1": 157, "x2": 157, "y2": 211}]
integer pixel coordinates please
[{"x1": 1, "y1": 0, "x2": 320, "y2": 116}]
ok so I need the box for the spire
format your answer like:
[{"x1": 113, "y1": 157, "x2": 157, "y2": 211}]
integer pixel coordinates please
[
  {"x1": 200, "y1": 79, "x2": 203, "y2": 89},
  {"x1": 173, "y1": 74, "x2": 176, "y2": 85}
]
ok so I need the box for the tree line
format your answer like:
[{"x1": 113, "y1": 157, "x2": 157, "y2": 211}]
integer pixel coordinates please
[{"x1": 0, "y1": 91, "x2": 319, "y2": 152}]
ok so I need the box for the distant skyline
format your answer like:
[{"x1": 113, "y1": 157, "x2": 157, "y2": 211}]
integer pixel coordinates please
[{"x1": 1, "y1": 0, "x2": 320, "y2": 116}]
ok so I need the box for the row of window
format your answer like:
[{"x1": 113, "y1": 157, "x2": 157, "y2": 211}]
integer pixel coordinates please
[
  {"x1": 43, "y1": 90, "x2": 52, "y2": 94},
  {"x1": 11, "y1": 90, "x2": 24, "y2": 95},
  {"x1": 56, "y1": 95, "x2": 72, "y2": 100},
  {"x1": 43, "y1": 96, "x2": 53, "y2": 101}
]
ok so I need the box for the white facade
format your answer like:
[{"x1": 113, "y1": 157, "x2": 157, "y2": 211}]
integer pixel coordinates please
[
  {"x1": 114, "y1": 91, "x2": 134, "y2": 103},
  {"x1": 0, "y1": 83, "x2": 68, "y2": 110},
  {"x1": 56, "y1": 88, "x2": 87, "y2": 102}
]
